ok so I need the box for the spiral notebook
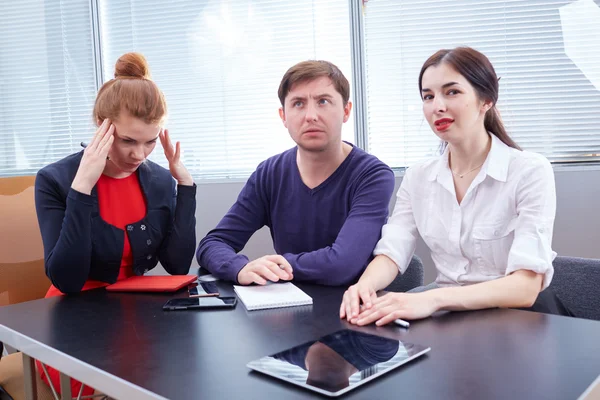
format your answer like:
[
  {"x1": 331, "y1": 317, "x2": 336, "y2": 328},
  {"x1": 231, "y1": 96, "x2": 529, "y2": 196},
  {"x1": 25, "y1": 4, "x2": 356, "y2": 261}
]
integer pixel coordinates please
[{"x1": 233, "y1": 282, "x2": 313, "y2": 311}]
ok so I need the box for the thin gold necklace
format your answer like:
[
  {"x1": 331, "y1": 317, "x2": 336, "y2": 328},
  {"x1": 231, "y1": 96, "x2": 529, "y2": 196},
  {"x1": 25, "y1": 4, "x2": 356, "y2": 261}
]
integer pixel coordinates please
[{"x1": 451, "y1": 163, "x2": 484, "y2": 178}]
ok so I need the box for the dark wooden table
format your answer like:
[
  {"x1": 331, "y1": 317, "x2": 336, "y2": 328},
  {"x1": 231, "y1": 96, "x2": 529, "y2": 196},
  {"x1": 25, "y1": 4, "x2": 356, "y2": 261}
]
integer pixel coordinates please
[{"x1": 1, "y1": 282, "x2": 599, "y2": 399}]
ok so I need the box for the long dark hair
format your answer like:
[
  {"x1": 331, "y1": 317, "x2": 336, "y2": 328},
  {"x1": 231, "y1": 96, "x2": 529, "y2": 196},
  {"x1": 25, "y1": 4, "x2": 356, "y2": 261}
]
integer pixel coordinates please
[{"x1": 418, "y1": 47, "x2": 521, "y2": 150}]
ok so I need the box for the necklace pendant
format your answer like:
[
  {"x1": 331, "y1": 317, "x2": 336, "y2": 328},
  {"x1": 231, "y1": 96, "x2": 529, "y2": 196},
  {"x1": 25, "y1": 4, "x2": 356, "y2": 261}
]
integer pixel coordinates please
[{"x1": 459, "y1": 174, "x2": 464, "y2": 178}]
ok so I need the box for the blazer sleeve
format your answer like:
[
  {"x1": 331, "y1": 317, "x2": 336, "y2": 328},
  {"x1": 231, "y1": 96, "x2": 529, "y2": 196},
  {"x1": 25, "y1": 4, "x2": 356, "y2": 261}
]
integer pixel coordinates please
[
  {"x1": 34, "y1": 169, "x2": 95, "y2": 294},
  {"x1": 156, "y1": 180, "x2": 197, "y2": 275}
]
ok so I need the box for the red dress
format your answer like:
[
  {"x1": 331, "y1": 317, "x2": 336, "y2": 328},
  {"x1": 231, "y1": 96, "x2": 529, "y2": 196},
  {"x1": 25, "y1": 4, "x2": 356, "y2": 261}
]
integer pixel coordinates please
[{"x1": 38, "y1": 173, "x2": 146, "y2": 396}]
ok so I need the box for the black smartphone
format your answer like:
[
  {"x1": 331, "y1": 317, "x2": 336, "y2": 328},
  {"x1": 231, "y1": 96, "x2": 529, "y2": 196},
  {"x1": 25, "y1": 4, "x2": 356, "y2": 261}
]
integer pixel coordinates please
[{"x1": 163, "y1": 297, "x2": 237, "y2": 311}]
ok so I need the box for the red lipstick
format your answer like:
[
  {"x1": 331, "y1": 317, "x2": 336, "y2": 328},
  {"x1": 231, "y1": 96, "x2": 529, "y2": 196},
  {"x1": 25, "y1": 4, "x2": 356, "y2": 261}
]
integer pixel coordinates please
[{"x1": 434, "y1": 118, "x2": 454, "y2": 132}]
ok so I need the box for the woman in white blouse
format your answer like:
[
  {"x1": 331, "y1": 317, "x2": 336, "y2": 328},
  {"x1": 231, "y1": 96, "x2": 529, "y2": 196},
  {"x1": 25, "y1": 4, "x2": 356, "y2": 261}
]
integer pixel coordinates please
[{"x1": 340, "y1": 47, "x2": 570, "y2": 326}]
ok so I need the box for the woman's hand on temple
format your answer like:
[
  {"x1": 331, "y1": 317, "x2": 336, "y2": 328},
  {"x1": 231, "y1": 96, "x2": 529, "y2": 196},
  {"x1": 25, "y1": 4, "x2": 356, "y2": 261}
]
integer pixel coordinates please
[
  {"x1": 71, "y1": 119, "x2": 114, "y2": 195},
  {"x1": 159, "y1": 128, "x2": 193, "y2": 186}
]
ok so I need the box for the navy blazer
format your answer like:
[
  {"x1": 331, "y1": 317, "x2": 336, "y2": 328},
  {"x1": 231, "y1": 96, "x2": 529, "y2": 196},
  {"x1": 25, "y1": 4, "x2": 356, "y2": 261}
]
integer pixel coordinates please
[{"x1": 35, "y1": 151, "x2": 197, "y2": 294}]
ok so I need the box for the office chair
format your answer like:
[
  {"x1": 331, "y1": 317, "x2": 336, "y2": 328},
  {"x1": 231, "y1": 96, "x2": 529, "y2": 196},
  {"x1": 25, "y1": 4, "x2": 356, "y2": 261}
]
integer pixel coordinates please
[
  {"x1": 0, "y1": 176, "x2": 51, "y2": 305},
  {"x1": 384, "y1": 255, "x2": 424, "y2": 293},
  {"x1": 549, "y1": 256, "x2": 600, "y2": 320},
  {"x1": 0, "y1": 176, "x2": 53, "y2": 400}
]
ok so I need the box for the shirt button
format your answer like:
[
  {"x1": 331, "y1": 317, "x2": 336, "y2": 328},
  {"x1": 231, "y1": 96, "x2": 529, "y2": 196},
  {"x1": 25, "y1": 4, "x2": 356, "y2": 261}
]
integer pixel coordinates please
[
  {"x1": 127, "y1": 225, "x2": 133, "y2": 231},
  {"x1": 494, "y1": 230, "x2": 500, "y2": 236},
  {"x1": 141, "y1": 224, "x2": 146, "y2": 231},
  {"x1": 147, "y1": 239, "x2": 152, "y2": 246},
  {"x1": 146, "y1": 255, "x2": 152, "y2": 260},
  {"x1": 538, "y1": 228, "x2": 545, "y2": 233}
]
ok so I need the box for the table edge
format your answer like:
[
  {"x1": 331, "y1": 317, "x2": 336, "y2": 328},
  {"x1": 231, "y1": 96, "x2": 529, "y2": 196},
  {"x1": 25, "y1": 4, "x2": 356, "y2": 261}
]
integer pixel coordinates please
[
  {"x1": 578, "y1": 373, "x2": 600, "y2": 400},
  {"x1": 0, "y1": 324, "x2": 167, "y2": 400}
]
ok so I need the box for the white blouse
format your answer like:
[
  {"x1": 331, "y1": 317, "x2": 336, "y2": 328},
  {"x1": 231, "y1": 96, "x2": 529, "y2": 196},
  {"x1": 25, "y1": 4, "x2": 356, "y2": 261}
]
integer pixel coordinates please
[{"x1": 374, "y1": 134, "x2": 557, "y2": 289}]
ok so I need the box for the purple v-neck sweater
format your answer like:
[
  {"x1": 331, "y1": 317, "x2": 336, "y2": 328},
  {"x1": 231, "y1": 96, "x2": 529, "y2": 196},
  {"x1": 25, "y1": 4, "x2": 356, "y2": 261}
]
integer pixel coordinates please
[{"x1": 196, "y1": 144, "x2": 395, "y2": 286}]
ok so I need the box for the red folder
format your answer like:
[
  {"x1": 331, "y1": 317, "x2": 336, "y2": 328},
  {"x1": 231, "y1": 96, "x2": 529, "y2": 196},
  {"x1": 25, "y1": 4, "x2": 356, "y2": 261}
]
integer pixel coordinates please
[{"x1": 106, "y1": 275, "x2": 197, "y2": 293}]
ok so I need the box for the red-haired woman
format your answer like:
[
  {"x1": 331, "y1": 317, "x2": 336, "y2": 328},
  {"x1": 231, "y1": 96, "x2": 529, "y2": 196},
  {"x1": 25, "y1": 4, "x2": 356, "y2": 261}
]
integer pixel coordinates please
[{"x1": 34, "y1": 52, "x2": 196, "y2": 396}]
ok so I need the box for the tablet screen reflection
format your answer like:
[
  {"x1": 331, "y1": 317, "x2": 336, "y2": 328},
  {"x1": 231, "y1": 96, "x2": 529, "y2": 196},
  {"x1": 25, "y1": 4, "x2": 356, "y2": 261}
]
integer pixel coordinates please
[{"x1": 248, "y1": 329, "x2": 430, "y2": 396}]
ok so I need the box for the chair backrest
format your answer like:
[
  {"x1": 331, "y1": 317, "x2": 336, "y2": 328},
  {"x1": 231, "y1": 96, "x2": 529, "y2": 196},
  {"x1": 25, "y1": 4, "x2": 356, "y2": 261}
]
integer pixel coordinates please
[
  {"x1": 0, "y1": 176, "x2": 50, "y2": 306},
  {"x1": 549, "y1": 256, "x2": 600, "y2": 321},
  {"x1": 384, "y1": 255, "x2": 424, "y2": 293}
]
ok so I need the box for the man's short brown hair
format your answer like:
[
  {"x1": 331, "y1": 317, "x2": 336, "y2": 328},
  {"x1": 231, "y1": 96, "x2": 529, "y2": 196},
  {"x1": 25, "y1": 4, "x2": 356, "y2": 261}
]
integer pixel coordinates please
[{"x1": 278, "y1": 60, "x2": 350, "y2": 107}]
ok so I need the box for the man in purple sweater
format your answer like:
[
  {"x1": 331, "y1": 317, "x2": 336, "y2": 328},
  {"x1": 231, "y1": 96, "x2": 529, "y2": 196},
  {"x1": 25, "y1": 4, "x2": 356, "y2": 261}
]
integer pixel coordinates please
[{"x1": 196, "y1": 60, "x2": 395, "y2": 286}]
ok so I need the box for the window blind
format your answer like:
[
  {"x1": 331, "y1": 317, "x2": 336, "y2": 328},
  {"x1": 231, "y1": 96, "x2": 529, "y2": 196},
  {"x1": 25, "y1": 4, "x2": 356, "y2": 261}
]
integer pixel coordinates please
[
  {"x1": 362, "y1": 0, "x2": 600, "y2": 168},
  {"x1": 99, "y1": 0, "x2": 353, "y2": 179},
  {"x1": 0, "y1": 1, "x2": 97, "y2": 177}
]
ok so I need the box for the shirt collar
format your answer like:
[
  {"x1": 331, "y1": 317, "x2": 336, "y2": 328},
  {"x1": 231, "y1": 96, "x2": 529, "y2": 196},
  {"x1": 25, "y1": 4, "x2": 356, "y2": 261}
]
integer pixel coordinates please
[
  {"x1": 427, "y1": 144, "x2": 449, "y2": 182},
  {"x1": 426, "y1": 133, "x2": 512, "y2": 183},
  {"x1": 483, "y1": 133, "x2": 511, "y2": 182}
]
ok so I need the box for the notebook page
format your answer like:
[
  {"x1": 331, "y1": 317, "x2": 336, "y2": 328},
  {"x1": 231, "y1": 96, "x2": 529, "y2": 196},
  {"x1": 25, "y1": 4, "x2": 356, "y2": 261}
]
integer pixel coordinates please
[{"x1": 233, "y1": 282, "x2": 313, "y2": 311}]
